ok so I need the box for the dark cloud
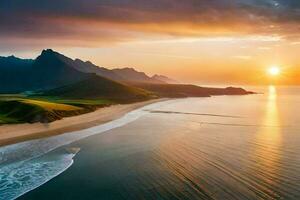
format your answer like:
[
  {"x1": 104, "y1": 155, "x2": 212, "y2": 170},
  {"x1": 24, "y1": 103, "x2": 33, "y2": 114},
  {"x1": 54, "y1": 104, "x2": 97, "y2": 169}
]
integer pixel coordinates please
[{"x1": 1, "y1": 0, "x2": 300, "y2": 49}]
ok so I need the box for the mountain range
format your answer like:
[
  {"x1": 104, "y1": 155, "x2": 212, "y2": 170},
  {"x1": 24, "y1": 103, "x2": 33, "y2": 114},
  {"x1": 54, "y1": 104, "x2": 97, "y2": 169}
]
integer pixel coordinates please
[
  {"x1": 0, "y1": 49, "x2": 253, "y2": 100},
  {"x1": 0, "y1": 49, "x2": 177, "y2": 93}
]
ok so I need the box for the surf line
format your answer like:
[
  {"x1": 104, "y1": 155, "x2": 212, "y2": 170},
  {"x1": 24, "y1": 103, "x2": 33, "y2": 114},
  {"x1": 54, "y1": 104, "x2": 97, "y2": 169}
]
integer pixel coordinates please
[{"x1": 145, "y1": 110, "x2": 243, "y2": 118}]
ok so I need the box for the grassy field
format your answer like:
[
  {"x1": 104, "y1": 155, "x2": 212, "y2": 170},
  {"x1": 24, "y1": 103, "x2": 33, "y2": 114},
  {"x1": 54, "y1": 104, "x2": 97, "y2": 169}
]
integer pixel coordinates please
[
  {"x1": 0, "y1": 95, "x2": 114, "y2": 124},
  {"x1": 22, "y1": 99, "x2": 82, "y2": 111},
  {"x1": 0, "y1": 115, "x2": 19, "y2": 124},
  {"x1": 31, "y1": 97, "x2": 113, "y2": 107}
]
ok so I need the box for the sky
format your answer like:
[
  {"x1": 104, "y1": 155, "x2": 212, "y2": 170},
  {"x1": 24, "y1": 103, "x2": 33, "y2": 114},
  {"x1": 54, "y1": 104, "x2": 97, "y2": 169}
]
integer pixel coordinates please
[{"x1": 1, "y1": 0, "x2": 300, "y2": 85}]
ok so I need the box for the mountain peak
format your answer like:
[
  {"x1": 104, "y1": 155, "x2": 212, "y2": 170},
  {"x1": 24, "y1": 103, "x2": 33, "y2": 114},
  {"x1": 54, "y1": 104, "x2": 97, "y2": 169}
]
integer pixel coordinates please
[
  {"x1": 39, "y1": 49, "x2": 59, "y2": 58},
  {"x1": 0, "y1": 55, "x2": 14, "y2": 60},
  {"x1": 119, "y1": 67, "x2": 137, "y2": 72},
  {"x1": 0, "y1": 55, "x2": 34, "y2": 65},
  {"x1": 42, "y1": 49, "x2": 54, "y2": 54},
  {"x1": 0, "y1": 55, "x2": 19, "y2": 60}
]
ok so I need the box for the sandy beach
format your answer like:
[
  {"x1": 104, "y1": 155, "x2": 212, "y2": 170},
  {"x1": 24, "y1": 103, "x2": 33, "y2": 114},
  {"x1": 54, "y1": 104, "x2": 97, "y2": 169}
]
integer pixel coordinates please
[{"x1": 0, "y1": 99, "x2": 165, "y2": 147}]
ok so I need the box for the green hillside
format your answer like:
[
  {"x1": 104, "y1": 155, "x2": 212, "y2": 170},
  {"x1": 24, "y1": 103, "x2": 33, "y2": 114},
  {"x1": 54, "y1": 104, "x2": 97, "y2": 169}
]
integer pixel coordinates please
[
  {"x1": 0, "y1": 98, "x2": 110, "y2": 124},
  {"x1": 42, "y1": 75, "x2": 156, "y2": 103}
]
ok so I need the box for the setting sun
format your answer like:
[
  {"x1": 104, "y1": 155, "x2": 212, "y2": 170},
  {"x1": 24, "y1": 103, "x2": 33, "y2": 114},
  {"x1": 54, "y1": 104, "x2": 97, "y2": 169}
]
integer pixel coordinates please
[{"x1": 268, "y1": 66, "x2": 281, "y2": 76}]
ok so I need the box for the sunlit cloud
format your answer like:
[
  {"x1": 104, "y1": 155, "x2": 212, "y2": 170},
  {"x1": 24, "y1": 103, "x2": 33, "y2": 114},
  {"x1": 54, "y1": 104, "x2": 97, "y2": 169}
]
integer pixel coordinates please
[{"x1": 0, "y1": 0, "x2": 299, "y2": 50}]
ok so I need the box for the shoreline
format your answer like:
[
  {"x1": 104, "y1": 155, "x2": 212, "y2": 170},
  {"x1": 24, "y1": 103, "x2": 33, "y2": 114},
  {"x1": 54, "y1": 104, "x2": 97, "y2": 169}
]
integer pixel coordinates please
[{"x1": 0, "y1": 98, "x2": 167, "y2": 147}]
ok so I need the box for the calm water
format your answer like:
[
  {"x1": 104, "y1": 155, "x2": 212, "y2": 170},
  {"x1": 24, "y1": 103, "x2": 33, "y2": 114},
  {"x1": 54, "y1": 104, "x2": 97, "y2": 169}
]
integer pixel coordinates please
[{"x1": 1, "y1": 86, "x2": 300, "y2": 199}]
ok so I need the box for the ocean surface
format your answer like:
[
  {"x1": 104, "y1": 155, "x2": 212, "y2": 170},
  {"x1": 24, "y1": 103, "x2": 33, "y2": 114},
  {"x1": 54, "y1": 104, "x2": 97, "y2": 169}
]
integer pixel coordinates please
[{"x1": 1, "y1": 86, "x2": 300, "y2": 199}]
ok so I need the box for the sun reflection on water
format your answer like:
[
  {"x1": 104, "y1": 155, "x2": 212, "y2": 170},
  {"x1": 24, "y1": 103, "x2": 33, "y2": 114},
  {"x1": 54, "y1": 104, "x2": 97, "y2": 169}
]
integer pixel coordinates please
[
  {"x1": 264, "y1": 85, "x2": 281, "y2": 135},
  {"x1": 253, "y1": 85, "x2": 282, "y2": 190}
]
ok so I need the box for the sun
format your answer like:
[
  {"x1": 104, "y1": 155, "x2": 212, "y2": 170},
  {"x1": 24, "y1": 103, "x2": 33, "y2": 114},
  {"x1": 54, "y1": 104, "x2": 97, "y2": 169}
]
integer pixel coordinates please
[{"x1": 268, "y1": 66, "x2": 281, "y2": 76}]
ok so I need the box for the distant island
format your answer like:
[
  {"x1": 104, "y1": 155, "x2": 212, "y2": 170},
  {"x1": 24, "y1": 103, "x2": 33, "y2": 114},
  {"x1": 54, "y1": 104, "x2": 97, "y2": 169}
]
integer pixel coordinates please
[{"x1": 0, "y1": 49, "x2": 253, "y2": 125}]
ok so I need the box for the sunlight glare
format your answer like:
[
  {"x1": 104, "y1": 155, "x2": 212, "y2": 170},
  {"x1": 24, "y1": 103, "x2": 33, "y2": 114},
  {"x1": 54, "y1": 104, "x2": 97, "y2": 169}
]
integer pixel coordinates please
[{"x1": 268, "y1": 66, "x2": 281, "y2": 76}]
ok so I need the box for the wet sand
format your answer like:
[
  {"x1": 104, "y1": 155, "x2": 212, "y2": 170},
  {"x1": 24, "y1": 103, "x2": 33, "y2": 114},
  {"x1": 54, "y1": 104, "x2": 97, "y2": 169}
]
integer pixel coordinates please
[{"x1": 0, "y1": 99, "x2": 165, "y2": 147}]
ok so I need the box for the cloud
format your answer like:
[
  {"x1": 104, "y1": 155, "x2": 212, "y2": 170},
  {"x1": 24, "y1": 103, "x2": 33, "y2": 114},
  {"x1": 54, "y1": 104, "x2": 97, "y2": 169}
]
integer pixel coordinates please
[{"x1": 1, "y1": 0, "x2": 300, "y2": 49}]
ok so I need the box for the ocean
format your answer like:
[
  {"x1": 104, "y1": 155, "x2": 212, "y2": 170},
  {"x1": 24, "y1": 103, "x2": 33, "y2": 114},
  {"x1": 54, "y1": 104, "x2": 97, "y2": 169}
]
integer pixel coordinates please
[{"x1": 1, "y1": 86, "x2": 300, "y2": 199}]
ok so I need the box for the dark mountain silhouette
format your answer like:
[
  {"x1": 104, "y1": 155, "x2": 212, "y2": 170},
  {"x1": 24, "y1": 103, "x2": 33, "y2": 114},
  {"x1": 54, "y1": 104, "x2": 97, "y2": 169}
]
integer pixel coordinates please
[
  {"x1": 0, "y1": 50, "x2": 178, "y2": 94},
  {"x1": 0, "y1": 49, "x2": 88, "y2": 93},
  {"x1": 0, "y1": 49, "x2": 155, "y2": 102},
  {"x1": 0, "y1": 55, "x2": 33, "y2": 67},
  {"x1": 69, "y1": 60, "x2": 174, "y2": 84},
  {"x1": 62, "y1": 60, "x2": 173, "y2": 84},
  {"x1": 0, "y1": 56, "x2": 34, "y2": 93},
  {"x1": 29, "y1": 49, "x2": 89, "y2": 90},
  {"x1": 111, "y1": 68, "x2": 164, "y2": 83},
  {"x1": 73, "y1": 59, "x2": 123, "y2": 81}
]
